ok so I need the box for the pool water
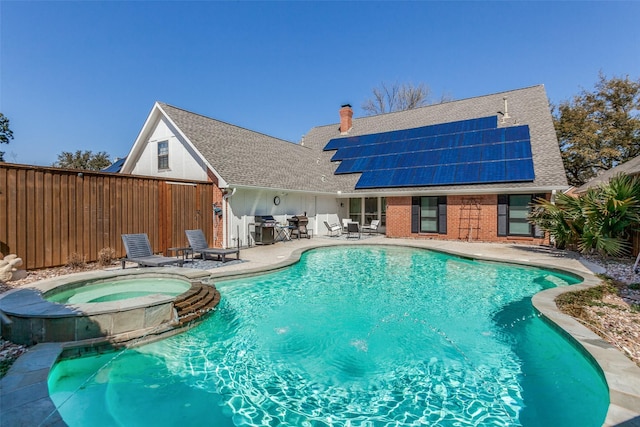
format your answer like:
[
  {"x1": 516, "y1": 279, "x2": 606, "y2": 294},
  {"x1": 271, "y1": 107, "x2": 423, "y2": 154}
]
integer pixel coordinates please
[
  {"x1": 48, "y1": 246, "x2": 608, "y2": 426},
  {"x1": 44, "y1": 277, "x2": 191, "y2": 304}
]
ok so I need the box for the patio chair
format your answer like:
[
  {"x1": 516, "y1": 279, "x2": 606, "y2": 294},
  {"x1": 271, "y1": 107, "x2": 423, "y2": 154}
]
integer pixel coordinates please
[
  {"x1": 324, "y1": 221, "x2": 342, "y2": 237},
  {"x1": 346, "y1": 222, "x2": 361, "y2": 239},
  {"x1": 362, "y1": 219, "x2": 380, "y2": 235},
  {"x1": 121, "y1": 233, "x2": 184, "y2": 268},
  {"x1": 185, "y1": 229, "x2": 240, "y2": 263},
  {"x1": 342, "y1": 218, "x2": 354, "y2": 232}
]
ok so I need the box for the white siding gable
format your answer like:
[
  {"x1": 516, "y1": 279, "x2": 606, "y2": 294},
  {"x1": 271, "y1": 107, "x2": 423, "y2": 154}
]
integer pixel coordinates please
[{"x1": 129, "y1": 117, "x2": 209, "y2": 181}]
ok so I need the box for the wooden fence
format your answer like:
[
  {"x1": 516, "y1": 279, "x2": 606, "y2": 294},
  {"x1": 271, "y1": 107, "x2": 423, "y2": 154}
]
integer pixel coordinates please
[{"x1": 0, "y1": 163, "x2": 214, "y2": 270}]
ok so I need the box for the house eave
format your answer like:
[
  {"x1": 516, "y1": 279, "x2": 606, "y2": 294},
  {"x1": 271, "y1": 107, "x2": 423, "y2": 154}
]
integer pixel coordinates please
[{"x1": 222, "y1": 183, "x2": 569, "y2": 198}]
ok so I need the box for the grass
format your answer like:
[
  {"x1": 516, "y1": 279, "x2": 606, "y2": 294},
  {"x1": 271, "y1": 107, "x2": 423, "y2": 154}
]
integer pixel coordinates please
[
  {"x1": 556, "y1": 279, "x2": 617, "y2": 306},
  {"x1": 555, "y1": 276, "x2": 620, "y2": 320}
]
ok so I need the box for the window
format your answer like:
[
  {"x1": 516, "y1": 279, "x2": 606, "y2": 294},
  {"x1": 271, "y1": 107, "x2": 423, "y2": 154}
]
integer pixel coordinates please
[
  {"x1": 349, "y1": 198, "x2": 362, "y2": 224},
  {"x1": 420, "y1": 197, "x2": 439, "y2": 233},
  {"x1": 412, "y1": 196, "x2": 447, "y2": 234},
  {"x1": 158, "y1": 141, "x2": 169, "y2": 170},
  {"x1": 508, "y1": 195, "x2": 532, "y2": 235},
  {"x1": 364, "y1": 197, "x2": 378, "y2": 225},
  {"x1": 497, "y1": 194, "x2": 544, "y2": 237},
  {"x1": 381, "y1": 197, "x2": 387, "y2": 226}
]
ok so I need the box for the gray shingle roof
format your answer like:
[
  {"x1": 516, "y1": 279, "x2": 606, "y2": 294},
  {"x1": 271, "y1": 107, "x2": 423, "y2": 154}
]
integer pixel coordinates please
[
  {"x1": 303, "y1": 85, "x2": 568, "y2": 195},
  {"x1": 159, "y1": 84, "x2": 568, "y2": 195},
  {"x1": 159, "y1": 103, "x2": 333, "y2": 192},
  {"x1": 575, "y1": 156, "x2": 640, "y2": 193}
]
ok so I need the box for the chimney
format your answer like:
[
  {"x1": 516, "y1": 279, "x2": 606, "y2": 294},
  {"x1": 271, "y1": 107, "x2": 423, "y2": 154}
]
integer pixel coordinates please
[{"x1": 339, "y1": 104, "x2": 353, "y2": 135}]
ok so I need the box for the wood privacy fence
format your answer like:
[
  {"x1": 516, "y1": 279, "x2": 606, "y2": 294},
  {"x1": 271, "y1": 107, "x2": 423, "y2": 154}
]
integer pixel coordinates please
[{"x1": 0, "y1": 163, "x2": 214, "y2": 270}]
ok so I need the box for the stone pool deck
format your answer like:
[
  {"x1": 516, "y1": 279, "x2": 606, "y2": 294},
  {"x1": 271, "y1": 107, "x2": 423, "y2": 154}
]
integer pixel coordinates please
[{"x1": 2, "y1": 236, "x2": 639, "y2": 426}]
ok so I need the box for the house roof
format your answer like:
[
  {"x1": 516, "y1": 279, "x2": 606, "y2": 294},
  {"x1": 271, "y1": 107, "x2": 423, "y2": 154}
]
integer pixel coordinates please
[
  {"x1": 133, "y1": 84, "x2": 567, "y2": 196},
  {"x1": 157, "y1": 103, "x2": 336, "y2": 193},
  {"x1": 102, "y1": 157, "x2": 126, "y2": 173},
  {"x1": 575, "y1": 155, "x2": 640, "y2": 193},
  {"x1": 302, "y1": 85, "x2": 568, "y2": 195}
]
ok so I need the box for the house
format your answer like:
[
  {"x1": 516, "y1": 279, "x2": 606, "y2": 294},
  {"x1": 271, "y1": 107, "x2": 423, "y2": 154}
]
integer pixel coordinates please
[
  {"x1": 121, "y1": 85, "x2": 568, "y2": 248},
  {"x1": 575, "y1": 155, "x2": 640, "y2": 193}
]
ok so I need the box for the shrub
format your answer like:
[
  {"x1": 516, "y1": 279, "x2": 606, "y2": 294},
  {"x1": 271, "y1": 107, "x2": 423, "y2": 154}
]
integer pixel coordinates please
[
  {"x1": 97, "y1": 247, "x2": 116, "y2": 266},
  {"x1": 66, "y1": 252, "x2": 86, "y2": 269}
]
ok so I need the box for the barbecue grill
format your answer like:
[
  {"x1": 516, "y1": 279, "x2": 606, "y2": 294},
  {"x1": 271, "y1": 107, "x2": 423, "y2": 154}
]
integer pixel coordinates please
[
  {"x1": 254, "y1": 215, "x2": 277, "y2": 245},
  {"x1": 288, "y1": 214, "x2": 310, "y2": 239}
]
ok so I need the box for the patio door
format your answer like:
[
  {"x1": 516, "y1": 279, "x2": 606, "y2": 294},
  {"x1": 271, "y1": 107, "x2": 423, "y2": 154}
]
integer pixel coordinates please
[{"x1": 348, "y1": 197, "x2": 386, "y2": 228}]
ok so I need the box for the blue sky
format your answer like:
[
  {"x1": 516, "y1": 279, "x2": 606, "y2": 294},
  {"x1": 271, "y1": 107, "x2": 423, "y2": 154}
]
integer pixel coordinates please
[{"x1": 1, "y1": 1, "x2": 639, "y2": 166}]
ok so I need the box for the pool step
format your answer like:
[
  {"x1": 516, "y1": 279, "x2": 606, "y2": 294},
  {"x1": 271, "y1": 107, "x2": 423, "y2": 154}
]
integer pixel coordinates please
[{"x1": 174, "y1": 282, "x2": 221, "y2": 325}]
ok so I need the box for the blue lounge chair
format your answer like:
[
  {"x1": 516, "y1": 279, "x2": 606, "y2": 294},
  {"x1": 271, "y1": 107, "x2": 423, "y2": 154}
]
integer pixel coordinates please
[
  {"x1": 185, "y1": 229, "x2": 240, "y2": 263},
  {"x1": 121, "y1": 233, "x2": 183, "y2": 268}
]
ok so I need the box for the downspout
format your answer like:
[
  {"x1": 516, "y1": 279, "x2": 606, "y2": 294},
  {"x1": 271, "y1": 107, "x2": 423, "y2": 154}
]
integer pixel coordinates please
[{"x1": 222, "y1": 188, "x2": 236, "y2": 249}]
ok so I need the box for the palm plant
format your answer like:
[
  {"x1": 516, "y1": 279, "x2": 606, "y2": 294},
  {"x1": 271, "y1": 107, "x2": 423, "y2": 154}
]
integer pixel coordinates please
[
  {"x1": 530, "y1": 173, "x2": 640, "y2": 257},
  {"x1": 529, "y1": 193, "x2": 583, "y2": 250}
]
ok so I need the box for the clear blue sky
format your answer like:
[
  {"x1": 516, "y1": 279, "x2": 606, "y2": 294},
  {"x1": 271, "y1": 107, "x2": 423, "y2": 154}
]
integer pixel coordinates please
[{"x1": 1, "y1": 1, "x2": 639, "y2": 166}]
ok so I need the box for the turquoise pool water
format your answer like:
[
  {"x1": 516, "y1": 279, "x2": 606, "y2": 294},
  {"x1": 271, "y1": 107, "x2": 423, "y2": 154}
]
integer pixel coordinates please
[
  {"x1": 44, "y1": 277, "x2": 190, "y2": 304},
  {"x1": 48, "y1": 246, "x2": 608, "y2": 426}
]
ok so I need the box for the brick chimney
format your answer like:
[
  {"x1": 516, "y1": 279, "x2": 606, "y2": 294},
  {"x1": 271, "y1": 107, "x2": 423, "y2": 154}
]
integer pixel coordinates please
[{"x1": 339, "y1": 104, "x2": 353, "y2": 135}]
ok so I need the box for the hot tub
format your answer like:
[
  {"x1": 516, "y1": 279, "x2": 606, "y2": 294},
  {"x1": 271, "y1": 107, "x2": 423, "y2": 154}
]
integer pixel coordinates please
[
  {"x1": 0, "y1": 268, "x2": 213, "y2": 346},
  {"x1": 44, "y1": 277, "x2": 191, "y2": 304}
]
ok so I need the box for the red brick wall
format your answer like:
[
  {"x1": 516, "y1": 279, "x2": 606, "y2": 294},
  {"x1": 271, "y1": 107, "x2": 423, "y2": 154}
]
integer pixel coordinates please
[
  {"x1": 386, "y1": 194, "x2": 549, "y2": 245},
  {"x1": 208, "y1": 169, "x2": 225, "y2": 248}
]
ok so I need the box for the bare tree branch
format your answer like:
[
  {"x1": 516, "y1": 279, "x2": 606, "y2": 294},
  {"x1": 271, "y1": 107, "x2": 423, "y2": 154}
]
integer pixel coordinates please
[{"x1": 361, "y1": 82, "x2": 451, "y2": 116}]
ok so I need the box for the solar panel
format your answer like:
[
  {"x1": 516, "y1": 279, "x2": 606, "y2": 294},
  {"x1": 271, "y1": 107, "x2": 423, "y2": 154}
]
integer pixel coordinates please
[
  {"x1": 325, "y1": 116, "x2": 534, "y2": 188},
  {"x1": 323, "y1": 116, "x2": 498, "y2": 152}
]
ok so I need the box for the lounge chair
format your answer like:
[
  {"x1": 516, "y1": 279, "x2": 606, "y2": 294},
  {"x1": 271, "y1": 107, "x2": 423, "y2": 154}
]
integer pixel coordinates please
[
  {"x1": 185, "y1": 229, "x2": 240, "y2": 263},
  {"x1": 121, "y1": 233, "x2": 184, "y2": 268},
  {"x1": 342, "y1": 218, "x2": 353, "y2": 232},
  {"x1": 362, "y1": 219, "x2": 380, "y2": 235},
  {"x1": 324, "y1": 221, "x2": 342, "y2": 237},
  {"x1": 346, "y1": 222, "x2": 361, "y2": 239}
]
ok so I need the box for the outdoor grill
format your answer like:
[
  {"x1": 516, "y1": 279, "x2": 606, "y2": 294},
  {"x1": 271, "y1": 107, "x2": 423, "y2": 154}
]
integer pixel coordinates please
[
  {"x1": 254, "y1": 215, "x2": 277, "y2": 245},
  {"x1": 287, "y1": 214, "x2": 309, "y2": 239}
]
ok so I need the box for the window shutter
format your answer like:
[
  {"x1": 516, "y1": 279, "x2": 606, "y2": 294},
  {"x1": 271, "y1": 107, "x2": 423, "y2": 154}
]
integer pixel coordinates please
[
  {"x1": 437, "y1": 196, "x2": 447, "y2": 234},
  {"x1": 497, "y1": 194, "x2": 508, "y2": 236},
  {"x1": 411, "y1": 197, "x2": 420, "y2": 233}
]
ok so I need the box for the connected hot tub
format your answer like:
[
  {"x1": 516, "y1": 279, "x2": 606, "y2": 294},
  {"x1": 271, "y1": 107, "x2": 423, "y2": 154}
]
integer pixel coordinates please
[{"x1": 0, "y1": 268, "x2": 215, "y2": 346}]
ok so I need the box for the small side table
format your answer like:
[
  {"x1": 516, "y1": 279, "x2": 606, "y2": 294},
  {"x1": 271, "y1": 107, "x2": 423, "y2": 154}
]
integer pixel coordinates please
[{"x1": 167, "y1": 247, "x2": 192, "y2": 263}]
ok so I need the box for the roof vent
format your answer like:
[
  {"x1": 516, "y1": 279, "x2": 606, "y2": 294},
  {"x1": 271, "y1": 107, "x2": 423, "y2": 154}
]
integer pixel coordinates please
[{"x1": 500, "y1": 97, "x2": 511, "y2": 123}]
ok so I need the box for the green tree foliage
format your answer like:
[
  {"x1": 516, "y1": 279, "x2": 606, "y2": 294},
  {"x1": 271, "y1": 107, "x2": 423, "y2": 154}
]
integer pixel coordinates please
[
  {"x1": 529, "y1": 174, "x2": 640, "y2": 257},
  {"x1": 53, "y1": 150, "x2": 112, "y2": 171},
  {"x1": 554, "y1": 73, "x2": 640, "y2": 187},
  {"x1": 0, "y1": 113, "x2": 15, "y2": 162},
  {"x1": 361, "y1": 82, "x2": 452, "y2": 116}
]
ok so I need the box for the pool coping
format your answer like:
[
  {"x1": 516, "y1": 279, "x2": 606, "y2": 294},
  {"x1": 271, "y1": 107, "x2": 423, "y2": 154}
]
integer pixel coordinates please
[{"x1": 2, "y1": 241, "x2": 639, "y2": 426}]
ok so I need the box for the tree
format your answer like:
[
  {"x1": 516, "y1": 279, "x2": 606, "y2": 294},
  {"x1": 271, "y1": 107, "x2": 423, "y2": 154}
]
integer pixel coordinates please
[
  {"x1": 554, "y1": 73, "x2": 640, "y2": 187},
  {"x1": 361, "y1": 82, "x2": 452, "y2": 116},
  {"x1": 53, "y1": 150, "x2": 112, "y2": 170},
  {"x1": 0, "y1": 113, "x2": 14, "y2": 162}
]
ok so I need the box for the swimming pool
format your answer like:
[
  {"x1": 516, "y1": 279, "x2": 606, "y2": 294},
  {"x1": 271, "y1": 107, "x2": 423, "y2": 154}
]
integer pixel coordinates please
[{"x1": 48, "y1": 246, "x2": 608, "y2": 426}]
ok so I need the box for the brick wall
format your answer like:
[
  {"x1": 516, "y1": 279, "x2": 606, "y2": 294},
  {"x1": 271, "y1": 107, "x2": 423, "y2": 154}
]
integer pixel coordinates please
[{"x1": 386, "y1": 194, "x2": 549, "y2": 244}]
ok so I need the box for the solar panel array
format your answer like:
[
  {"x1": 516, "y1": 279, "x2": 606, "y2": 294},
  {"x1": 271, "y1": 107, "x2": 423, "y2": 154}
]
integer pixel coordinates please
[{"x1": 323, "y1": 116, "x2": 535, "y2": 189}]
